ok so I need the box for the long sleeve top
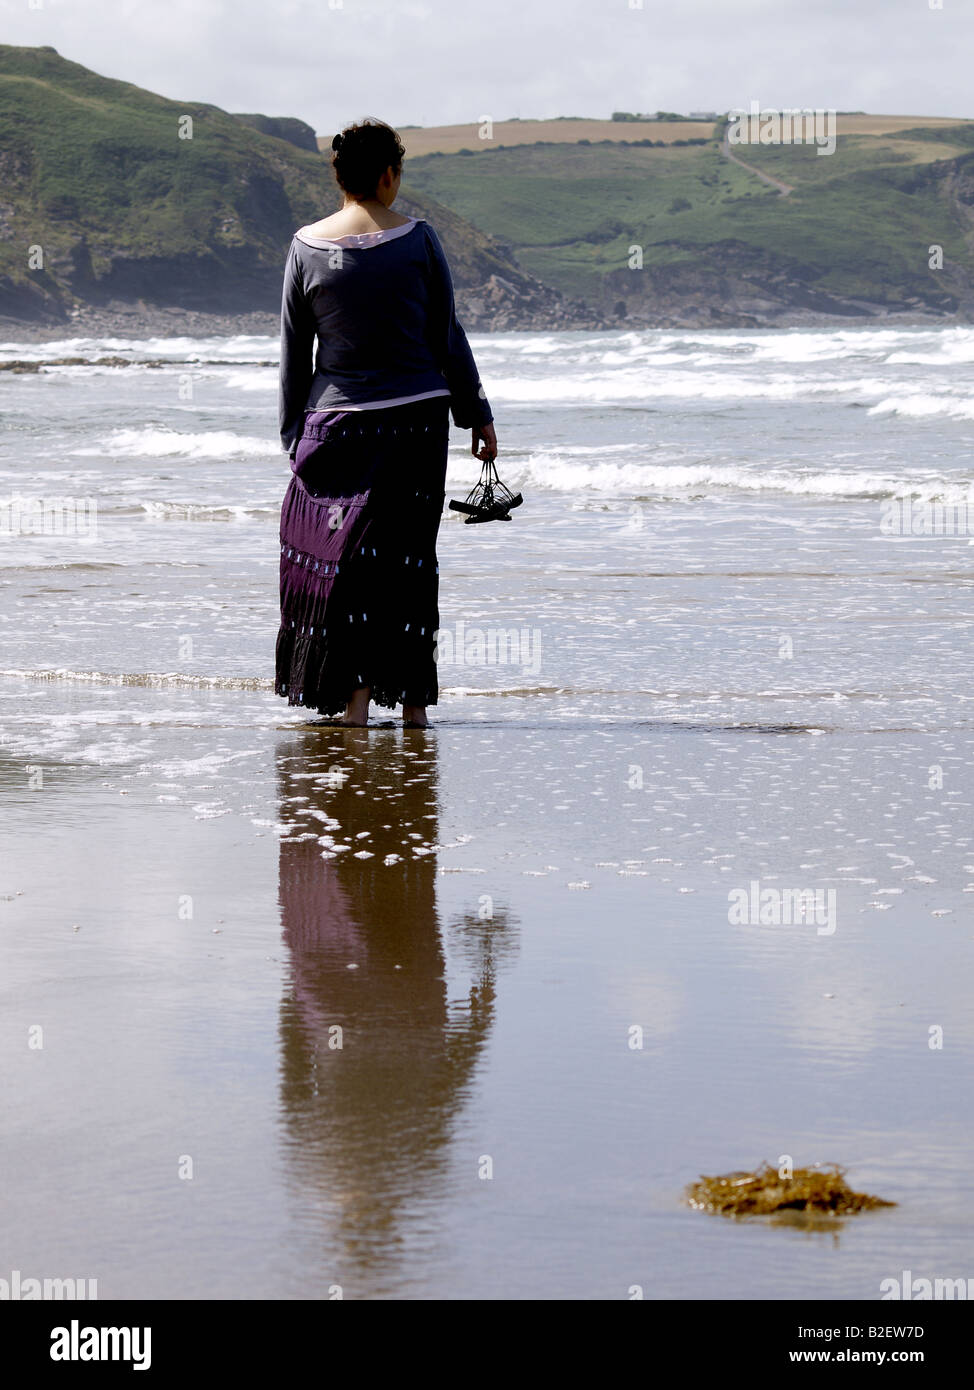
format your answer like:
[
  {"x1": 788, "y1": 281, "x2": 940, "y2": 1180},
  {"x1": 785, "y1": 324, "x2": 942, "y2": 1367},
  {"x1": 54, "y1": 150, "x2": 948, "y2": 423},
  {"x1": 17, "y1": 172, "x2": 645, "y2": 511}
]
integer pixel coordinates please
[{"x1": 278, "y1": 216, "x2": 494, "y2": 455}]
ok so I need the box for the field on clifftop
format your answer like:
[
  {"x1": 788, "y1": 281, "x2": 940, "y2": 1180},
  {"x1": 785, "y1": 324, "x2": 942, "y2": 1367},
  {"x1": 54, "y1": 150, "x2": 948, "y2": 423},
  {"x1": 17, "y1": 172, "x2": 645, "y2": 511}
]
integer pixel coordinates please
[{"x1": 399, "y1": 116, "x2": 974, "y2": 321}]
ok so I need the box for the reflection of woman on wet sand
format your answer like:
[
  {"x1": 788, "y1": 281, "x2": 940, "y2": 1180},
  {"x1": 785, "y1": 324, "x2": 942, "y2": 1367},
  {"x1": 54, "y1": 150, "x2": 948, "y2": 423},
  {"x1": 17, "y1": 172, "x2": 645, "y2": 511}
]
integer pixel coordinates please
[{"x1": 275, "y1": 727, "x2": 515, "y2": 1276}]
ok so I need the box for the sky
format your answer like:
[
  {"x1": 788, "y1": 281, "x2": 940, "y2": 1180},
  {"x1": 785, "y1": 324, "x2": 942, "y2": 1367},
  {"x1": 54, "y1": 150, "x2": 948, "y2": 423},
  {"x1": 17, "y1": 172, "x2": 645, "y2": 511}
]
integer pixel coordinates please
[{"x1": 2, "y1": 0, "x2": 972, "y2": 133}]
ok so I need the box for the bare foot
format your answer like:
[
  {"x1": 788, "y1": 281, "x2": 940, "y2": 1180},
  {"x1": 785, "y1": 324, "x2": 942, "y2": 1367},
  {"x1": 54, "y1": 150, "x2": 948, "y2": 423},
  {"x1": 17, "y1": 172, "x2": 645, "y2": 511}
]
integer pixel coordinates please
[
  {"x1": 342, "y1": 686, "x2": 371, "y2": 726},
  {"x1": 402, "y1": 703, "x2": 429, "y2": 729}
]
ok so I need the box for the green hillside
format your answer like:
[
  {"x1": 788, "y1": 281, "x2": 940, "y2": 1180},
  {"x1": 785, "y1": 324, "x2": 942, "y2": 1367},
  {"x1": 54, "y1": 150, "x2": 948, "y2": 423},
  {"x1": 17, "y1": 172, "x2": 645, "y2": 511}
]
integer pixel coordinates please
[
  {"x1": 0, "y1": 44, "x2": 564, "y2": 324},
  {"x1": 402, "y1": 124, "x2": 974, "y2": 321},
  {"x1": 2, "y1": 42, "x2": 972, "y2": 327}
]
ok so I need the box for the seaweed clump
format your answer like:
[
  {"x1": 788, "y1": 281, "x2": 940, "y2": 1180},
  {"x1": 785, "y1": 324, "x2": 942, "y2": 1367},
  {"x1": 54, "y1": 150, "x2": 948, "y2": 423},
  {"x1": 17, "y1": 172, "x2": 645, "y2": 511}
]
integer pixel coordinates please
[{"x1": 685, "y1": 1163, "x2": 895, "y2": 1217}]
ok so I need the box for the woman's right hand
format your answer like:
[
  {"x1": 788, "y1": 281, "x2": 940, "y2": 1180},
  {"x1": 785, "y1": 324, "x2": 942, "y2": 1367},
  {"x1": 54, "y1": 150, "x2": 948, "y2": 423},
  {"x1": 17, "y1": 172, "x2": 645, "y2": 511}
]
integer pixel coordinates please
[{"x1": 472, "y1": 423, "x2": 497, "y2": 463}]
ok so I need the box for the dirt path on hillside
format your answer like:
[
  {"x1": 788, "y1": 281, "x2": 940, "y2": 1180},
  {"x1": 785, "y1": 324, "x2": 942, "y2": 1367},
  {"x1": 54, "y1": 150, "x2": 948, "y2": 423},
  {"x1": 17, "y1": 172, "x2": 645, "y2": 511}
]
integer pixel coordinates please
[{"x1": 721, "y1": 130, "x2": 794, "y2": 195}]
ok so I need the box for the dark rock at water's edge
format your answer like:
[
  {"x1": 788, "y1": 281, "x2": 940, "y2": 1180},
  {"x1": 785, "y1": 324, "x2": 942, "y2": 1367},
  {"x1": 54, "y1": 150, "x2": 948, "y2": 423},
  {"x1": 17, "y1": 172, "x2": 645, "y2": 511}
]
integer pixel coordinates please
[
  {"x1": 0, "y1": 305, "x2": 284, "y2": 343},
  {"x1": 594, "y1": 240, "x2": 974, "y2": 330},
  {"x1": 0, "y1": 299, "x2": 965, "y2": 346}
]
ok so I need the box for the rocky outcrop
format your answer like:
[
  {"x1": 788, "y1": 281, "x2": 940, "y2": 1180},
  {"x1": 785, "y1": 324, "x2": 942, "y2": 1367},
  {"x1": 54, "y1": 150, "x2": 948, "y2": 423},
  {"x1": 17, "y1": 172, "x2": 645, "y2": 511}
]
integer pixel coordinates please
[
  {"x1": 455, "y1": 273, "x2": 605, "y2": 331},
  {"x1": 594, "y1": 246, "x2": 952, "y2": 329},
  {"x1": 229, "y1": 114, "x2": 320, "y2": 153}
]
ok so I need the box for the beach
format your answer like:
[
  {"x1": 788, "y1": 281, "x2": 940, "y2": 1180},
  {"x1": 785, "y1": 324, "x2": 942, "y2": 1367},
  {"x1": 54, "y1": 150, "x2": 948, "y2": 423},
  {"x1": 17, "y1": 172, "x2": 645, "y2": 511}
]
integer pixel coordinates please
[{"x1": 2, "y1": 323, "x2": 973, "y2": 1298}]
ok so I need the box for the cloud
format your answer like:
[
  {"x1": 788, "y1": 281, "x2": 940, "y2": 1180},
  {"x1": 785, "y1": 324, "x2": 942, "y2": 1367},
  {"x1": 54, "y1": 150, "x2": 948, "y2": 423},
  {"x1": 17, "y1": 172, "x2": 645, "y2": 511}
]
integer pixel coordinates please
[{"x1": 5, "y1": 0, "x2": 971, "y2": 132}]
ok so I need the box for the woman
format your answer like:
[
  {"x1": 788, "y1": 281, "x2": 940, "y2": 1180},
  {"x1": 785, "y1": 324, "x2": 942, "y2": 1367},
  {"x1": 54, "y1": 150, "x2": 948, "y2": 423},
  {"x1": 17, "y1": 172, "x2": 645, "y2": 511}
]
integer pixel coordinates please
[{"x1": 276, "y1": 118, "x2": 497, "y2": 728}]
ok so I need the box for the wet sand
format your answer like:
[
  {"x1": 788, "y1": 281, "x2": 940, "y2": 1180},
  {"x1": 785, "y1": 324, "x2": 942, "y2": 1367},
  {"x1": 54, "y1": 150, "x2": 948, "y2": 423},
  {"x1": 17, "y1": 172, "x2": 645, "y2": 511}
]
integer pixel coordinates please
[{"x1": 2, "y1": 695, "x2": 972, "y2": 1299}]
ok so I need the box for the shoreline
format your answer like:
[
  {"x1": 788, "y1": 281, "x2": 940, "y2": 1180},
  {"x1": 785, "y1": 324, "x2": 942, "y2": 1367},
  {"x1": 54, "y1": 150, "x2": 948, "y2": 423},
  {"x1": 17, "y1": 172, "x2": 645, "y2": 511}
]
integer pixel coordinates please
[
  {"x1": 0, "y1": 306, "x2": 283, "y2": 344},
  {"x1": 0, "y1": 303, "x2": 967, "y2": 345}
]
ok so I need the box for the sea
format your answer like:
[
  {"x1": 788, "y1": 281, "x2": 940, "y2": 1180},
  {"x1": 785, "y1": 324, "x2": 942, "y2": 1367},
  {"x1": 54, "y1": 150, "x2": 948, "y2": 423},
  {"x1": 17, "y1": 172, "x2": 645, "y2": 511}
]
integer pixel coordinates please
[{"x1": 1, "y1": 324, "x2": 972, "y2": 1299}]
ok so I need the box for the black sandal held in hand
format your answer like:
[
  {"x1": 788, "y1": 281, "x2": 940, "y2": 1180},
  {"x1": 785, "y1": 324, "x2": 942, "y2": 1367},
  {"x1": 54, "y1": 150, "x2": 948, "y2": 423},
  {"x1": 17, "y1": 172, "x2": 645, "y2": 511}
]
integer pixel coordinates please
[{"x1": 449, "y1": 457, "x2": 523, "y2": 524}]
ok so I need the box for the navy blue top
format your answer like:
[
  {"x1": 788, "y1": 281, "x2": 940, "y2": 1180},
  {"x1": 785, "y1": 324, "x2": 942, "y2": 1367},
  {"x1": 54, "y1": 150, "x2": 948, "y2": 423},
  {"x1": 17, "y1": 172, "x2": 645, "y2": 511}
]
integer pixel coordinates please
[{"x1": 278, "y1": 218, "x2": 493, "y2": 455}]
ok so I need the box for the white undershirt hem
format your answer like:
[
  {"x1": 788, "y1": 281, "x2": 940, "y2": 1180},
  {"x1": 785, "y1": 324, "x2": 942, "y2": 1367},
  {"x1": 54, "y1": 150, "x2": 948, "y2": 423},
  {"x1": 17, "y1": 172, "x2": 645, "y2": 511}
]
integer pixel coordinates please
[
  {"x1": 332, "y1": 388, "x2": 451, "y2": 411},
  {"x1": 295, "y1": 217, "x2": 419, "y2": 250}
]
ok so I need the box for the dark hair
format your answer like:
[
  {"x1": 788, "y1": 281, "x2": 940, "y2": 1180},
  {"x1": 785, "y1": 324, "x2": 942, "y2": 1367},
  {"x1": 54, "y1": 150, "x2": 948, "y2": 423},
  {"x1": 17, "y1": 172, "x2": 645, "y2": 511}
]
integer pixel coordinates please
[{"x1": 330, "y1": 118, "x2": 405, "y2": 200}]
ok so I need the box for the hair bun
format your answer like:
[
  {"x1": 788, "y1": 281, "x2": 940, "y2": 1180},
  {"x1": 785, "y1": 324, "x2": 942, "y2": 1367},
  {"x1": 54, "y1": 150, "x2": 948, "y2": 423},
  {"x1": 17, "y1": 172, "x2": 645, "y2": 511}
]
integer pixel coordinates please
[{"x1": 328, "y1": 119, "x2": 405, "y2": 200}]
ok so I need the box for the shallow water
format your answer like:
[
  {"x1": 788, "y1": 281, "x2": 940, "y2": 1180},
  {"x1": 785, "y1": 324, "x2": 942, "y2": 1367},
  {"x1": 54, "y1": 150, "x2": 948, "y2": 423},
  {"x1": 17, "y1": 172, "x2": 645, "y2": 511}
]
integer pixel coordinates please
[{"x1": 1, "y1": 326, "x2": 972, "y2": 1297}]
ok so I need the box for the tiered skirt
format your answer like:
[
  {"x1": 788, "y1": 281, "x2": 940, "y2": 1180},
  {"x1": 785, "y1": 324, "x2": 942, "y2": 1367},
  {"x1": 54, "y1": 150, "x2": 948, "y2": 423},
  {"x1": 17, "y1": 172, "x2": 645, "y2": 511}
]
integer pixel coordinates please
[{"x1": 275, "y1": 396, "x2": 450, "y2": 715}]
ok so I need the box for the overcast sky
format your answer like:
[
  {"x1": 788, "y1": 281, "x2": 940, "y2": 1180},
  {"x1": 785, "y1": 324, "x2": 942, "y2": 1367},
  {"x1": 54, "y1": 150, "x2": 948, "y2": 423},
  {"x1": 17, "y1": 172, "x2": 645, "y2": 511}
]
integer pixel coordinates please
[{"x1": 4, "y1": 0, "x2": 972, "y2": 132}]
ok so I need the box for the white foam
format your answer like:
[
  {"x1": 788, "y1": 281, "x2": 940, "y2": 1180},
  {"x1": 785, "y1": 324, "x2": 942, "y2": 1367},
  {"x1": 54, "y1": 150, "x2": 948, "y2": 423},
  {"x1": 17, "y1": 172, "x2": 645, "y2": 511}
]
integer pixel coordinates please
[
  {"x1": 512, "y1": 453, "x2": 970, "y2": 500},
  {"x1": 139, "y1": 499, "x2": 278, "y2": 521},
  {"x1": 0, "y1": 668, "x2": 273, "y2": 690},
  {"x1": 868, "y1": 394, "x2": 974, "y2": 421},
  {"x1": 487, "y1": 371, "x2": 895, "y2": 405},
  {"x1": 215, "y1": 368, "x2": 277, "y2": 391},
  {"x1": 71, "y1": 428, "x2": 272, "y2": 459},
  {"x1": 0, "y1": 334, "x2": 277, "y2": 363}
]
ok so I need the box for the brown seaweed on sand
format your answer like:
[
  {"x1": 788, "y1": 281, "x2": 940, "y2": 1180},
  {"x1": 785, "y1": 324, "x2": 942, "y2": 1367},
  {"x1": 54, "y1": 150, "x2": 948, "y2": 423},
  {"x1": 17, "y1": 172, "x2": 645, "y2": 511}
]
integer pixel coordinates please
[{"x1": 685, "y1": 1163, "x2": 895, "y2": 1217}]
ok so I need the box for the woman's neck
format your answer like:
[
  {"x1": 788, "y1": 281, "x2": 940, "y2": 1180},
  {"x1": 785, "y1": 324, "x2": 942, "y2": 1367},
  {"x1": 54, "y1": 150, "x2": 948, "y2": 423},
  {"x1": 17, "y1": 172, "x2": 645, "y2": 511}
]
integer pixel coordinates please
[
  {"x1": 342, "y1": 196, "x2": 387, "y2": 213},
  {"x1": 331, "y1": 197, "x2": 410, "y2": 231}
]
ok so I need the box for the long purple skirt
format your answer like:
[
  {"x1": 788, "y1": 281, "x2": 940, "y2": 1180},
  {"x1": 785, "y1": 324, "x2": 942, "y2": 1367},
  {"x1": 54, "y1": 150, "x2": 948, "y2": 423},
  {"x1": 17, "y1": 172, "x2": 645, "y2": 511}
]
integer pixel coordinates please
[{"x1": 275, "y1": 396, "x2": 450, "y2": 715}]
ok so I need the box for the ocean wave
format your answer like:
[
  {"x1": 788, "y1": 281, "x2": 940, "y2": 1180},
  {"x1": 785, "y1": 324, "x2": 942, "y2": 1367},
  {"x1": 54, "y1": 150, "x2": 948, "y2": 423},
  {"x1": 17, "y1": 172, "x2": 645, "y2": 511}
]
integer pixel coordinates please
[
  {"x1": 441, "y1": 685, "x2": 569, "y2": 697},
  {"x1": 214, "y1": 367, "x2": 277, "y2": 391},
  {"x1": 0, "y1": 469, "x2": 106, "y2": 483},
  {"x1": 740, "y1": 328, "x2": 973, "y2": 363},
  {"x1": 884, "y1": 345, "x2": 974, "y2": 367},
  {"x1": 512, "y1": 453, "x2": 973, "y2": 500},
  {"x1": 0, "y1": 333, "x2": 278, "y2": 363},
  {"x1": 71, "y1": 427, "x2": 272, "y2": 459},
  {"x1": 139, "y1": 499, "x2": 280, "y2": 521},
  {"x1": 867, "y1": 394, "x2": 974, "y2": 420},
  {"x1": 487, "y1": 372, "x2": 897, "y2": 404},
  {"x1": 0, "y1": 561, "x2": 125, "y2": 573},
  {"x1": 0, "y1": 668, "x2": 273, "y2": 690},
  {"x1": 472, "y1": 325, "x2": 974, "y2": 367},
  {"x1": 9, "y1": 325, "x2": 974, "y2": 373}
]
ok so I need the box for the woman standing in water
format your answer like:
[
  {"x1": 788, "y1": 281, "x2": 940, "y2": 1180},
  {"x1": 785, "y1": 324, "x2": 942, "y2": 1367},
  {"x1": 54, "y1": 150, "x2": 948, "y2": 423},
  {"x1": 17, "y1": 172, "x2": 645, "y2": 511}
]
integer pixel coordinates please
[{"x1": 276, "y1": 118, "x2": 497, "y2": 728}]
